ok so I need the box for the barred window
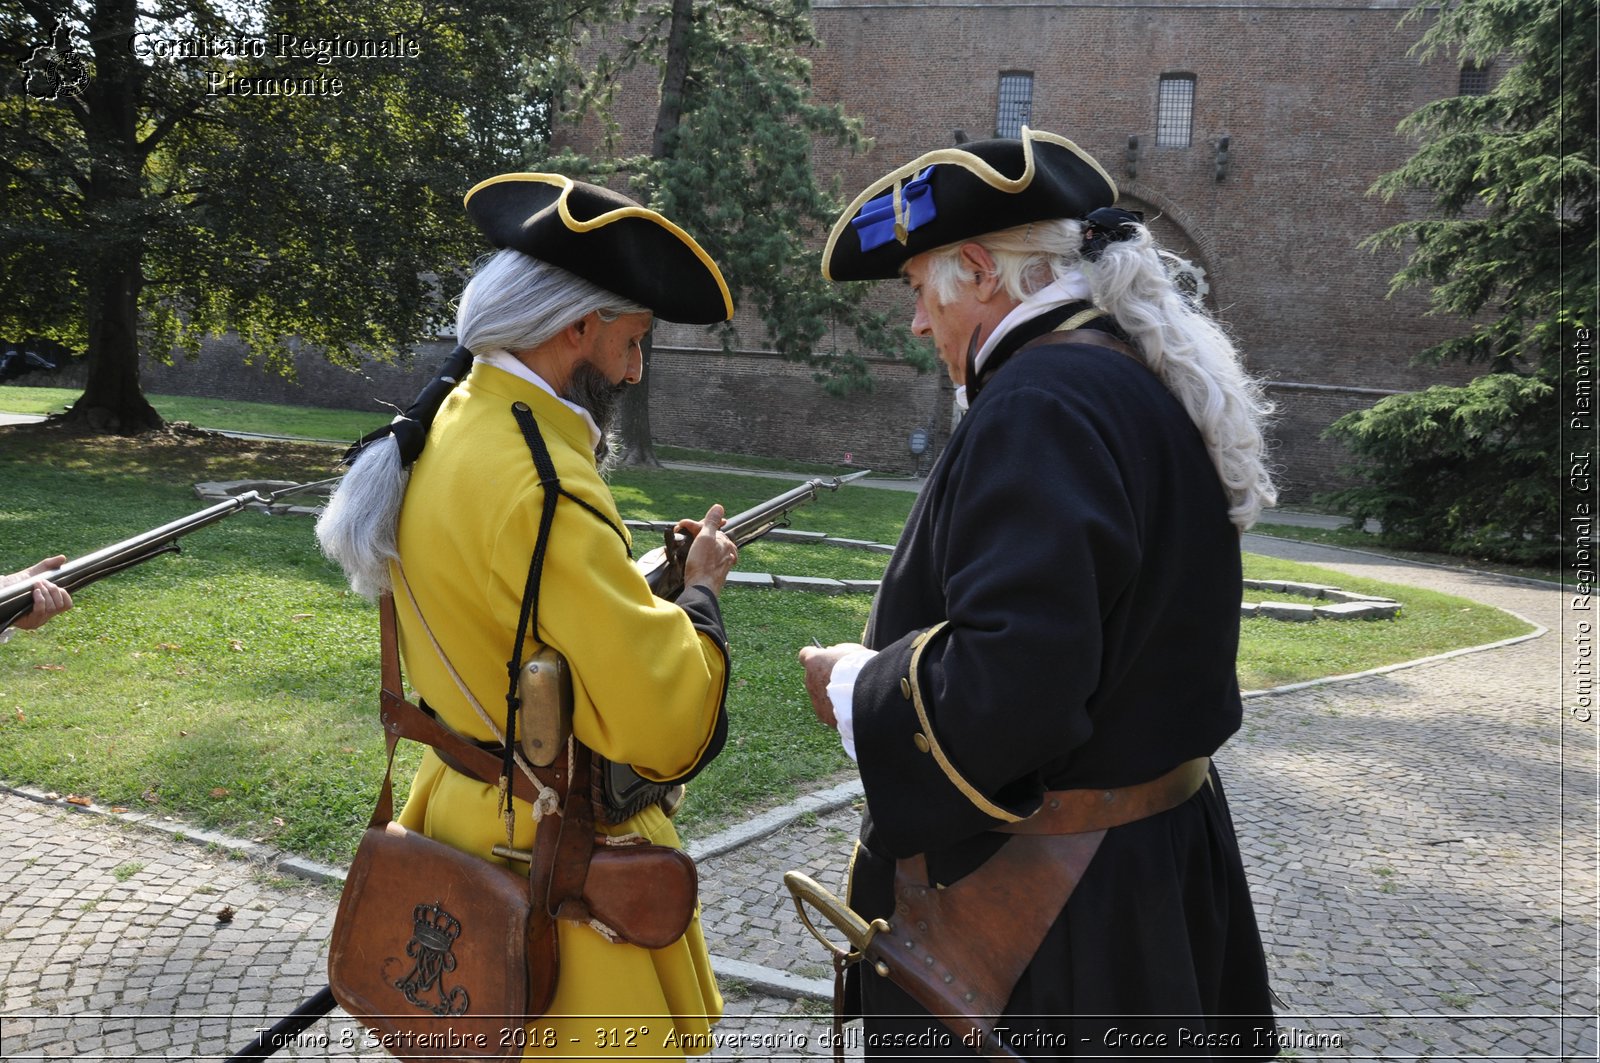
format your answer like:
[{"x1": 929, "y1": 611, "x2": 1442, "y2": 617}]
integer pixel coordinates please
[
  {"x1": 996, "y1": 72, "x2": 1033, "y2": 139},
  {"x1": 1156, "y1": 74, "x2": 1195, "y2": 148},
  {"x1": 1459, "y1": 63, "x2": 1492, "y2": 96}
]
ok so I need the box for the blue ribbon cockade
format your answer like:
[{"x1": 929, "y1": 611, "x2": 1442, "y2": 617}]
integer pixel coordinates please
[{"x1": 852, "y1": 167, "x2": 937, "y2": 252}]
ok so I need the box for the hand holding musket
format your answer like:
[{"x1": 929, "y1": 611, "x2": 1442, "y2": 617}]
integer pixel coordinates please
[
  {"x1": 1, "y1": 557, "x2": 72, "y2": 630},
  {"x1": 0, "y1": 478, "x2": 338, "y2": 632},
  {"x1": 638, "y1": 470, "x2": 872, "y2": 600}
]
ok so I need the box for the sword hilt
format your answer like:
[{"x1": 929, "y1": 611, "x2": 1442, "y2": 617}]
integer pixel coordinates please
[{"x1": 783, "y1": 870, "x2": 891, "y2": 976}]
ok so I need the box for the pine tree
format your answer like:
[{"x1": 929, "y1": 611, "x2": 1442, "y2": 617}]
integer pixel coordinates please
[
  {"x1": 550, "y1": 0, "x2": 927, "y2": 464},
  {"x1": 1323, "y1": 0, "x2": 1595, "y2": 565}
]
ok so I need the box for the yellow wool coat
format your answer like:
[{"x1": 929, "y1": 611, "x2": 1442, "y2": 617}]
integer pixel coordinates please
[{"x1": 389, "y1": 362, "x2": 729, "y2": 1058}]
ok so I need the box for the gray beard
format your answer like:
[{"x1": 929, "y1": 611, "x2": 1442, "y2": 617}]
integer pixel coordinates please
[{"x1": 562, "y1": 359, "x2": 628, "y2": 468}]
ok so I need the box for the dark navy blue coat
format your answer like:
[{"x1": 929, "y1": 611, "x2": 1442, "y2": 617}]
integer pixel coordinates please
[{"x1": 844, "y1": 331, "x2": 1277, "y2": 1059}]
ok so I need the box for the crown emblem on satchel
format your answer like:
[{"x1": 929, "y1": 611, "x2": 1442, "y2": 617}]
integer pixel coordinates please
[{"x1": 393, "y1": 902, "x2": 471, "y2": 1016}]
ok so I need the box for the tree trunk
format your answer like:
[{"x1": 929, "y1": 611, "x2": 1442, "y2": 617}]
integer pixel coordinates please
[
  {"x1": 651, "y1": 0, "x2": 694, "y2": 160},
  {"x1": 71, "y1": 252, "x2": 161, "y2": 433},
  {"x1": 618, "y1": 0, "x2": 694, "y2": 466},
  {"x1": 617, "y1": 331, "x2": 660, "y2": 466},
  {"x1": 61, "y1": 0, "x2": 163, "y2": 434}
]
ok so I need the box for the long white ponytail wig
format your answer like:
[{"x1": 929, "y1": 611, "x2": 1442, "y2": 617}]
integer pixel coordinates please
[
  {"x1": 923, "y1": 219, "x2": 1277, "y2": 530},
  {"x1": 315, "y1": 250, "x2": 645, "y2": 598}
]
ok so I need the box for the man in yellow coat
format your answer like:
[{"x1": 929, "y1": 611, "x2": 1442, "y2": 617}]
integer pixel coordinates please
[{"x1": 318, "y1": 174, "x2": 741, "y2": 1058}]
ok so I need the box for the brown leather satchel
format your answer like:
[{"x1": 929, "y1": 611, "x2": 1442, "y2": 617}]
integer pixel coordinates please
[
  {"x1": 328, "y1": 594, "x2": 698, "y2": 1058},
  {"x1": 328, "y1": 733, "x2": 547, "y2": 1062},
  {"x1": 541, "y1": 745, "x2": 698, "y2": 950}
]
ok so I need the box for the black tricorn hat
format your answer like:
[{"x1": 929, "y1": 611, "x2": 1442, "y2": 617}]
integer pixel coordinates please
[
  {"x1": 464, "y1": 174, "x2": 734, "y2": 324},
  {"x1": 822, "y1": 128, "x2": 1118, "y2": 282}
]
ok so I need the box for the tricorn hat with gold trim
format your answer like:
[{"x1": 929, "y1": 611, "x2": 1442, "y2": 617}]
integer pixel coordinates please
[
  {"x1": 464, "y1": 174, "x2": 734, "y2": 324},
  {"x1": 822, "y1": 128, "x2": 1118, "y2": 282}
]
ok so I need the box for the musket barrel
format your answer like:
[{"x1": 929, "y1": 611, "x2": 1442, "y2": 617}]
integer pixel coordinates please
[
  {"x1": 636, "y1": 473, "x2": 867, "y2": 599},
  {"x1": 1, "y1": 491, "x2": 268, "y2": 630},
  {"x1": 722, "y1": 480, "x2": 824, "y2": 543}
]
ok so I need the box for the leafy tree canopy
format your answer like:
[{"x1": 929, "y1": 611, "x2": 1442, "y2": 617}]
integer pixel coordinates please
[
  {"x1": 0, "y1": 0, "x2": 598, "y2": 431},
  {"x1": 1362, "y1": 0, "x2": 1595, "y2": 373}
]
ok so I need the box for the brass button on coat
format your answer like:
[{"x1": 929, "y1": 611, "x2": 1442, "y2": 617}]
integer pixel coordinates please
[
  {"x1": 913, "y1": 732, "x2": 931, "y2": 753},
  {"x1": 900, "y1": 677, "x2": 912, "y2": 699}
]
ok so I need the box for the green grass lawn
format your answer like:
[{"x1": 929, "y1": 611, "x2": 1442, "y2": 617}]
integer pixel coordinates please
[
  {"x1": 0, "y1": 405, "x2": 1536, "y2": 865},
  {"x1": 1236, "y1": 556, "x2": 1529, "y2": 689},
  {"x1": 0, "y1": 385, "x2": 382, "y2": 442}
]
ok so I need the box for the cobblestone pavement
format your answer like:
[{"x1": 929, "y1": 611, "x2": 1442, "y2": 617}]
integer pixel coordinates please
[
  {"x1": 1220, "y1": 537, "x2": 1594, "y2": 1062},
  {"x1": 1, "y1": 537, "x2": 1593, "y2": 1060}
]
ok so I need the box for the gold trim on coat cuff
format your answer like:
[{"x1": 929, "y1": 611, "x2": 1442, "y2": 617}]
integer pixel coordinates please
[{"x1": 905, "y1": 622, "x2": 1024, "y2": 823}]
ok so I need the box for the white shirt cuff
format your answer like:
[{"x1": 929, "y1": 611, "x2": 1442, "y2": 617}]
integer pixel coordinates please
[{"x1": 826, "y1": 649, "x2": 878, "y2": 762}]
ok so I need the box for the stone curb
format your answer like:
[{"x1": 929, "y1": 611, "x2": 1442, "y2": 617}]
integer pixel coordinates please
[
  {"x1": 1243, "y1": 532, "x2": 1564, "y2": 592},
  {"x1": 0, "y1": 776, "x2": 866, "y2": 1005},
  {"x1": 685, "y1": 779, "x2": 863, "y2": 865},
  {"x1": 0, "y1": 780, "x2": 350, "y2": 886},
  {"x1": 712, "y1": 957, "x2": 833, "y2": 1003},
  {"x1": 0, "y1": 773, "x2": 863, "y2": 886},
  {"x1": 1241, "y1": 578, "x2": 1401, "y2": 621},
  {"x1": 1242, "y1": 608, "x2": 1547, "y2": 699}
]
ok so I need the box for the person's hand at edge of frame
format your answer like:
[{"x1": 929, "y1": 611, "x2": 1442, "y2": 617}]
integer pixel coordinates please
[{"x1": 5, "y1": 555, "x2": 73, "y2": 630}]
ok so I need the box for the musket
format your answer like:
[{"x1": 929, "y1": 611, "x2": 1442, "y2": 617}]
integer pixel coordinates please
[
  {"x1": 1, "y1": 478, "x2": 340, "y2": 632},
  {"x1": 638, "y1": 470, "x2": 873, "y2": 600}
]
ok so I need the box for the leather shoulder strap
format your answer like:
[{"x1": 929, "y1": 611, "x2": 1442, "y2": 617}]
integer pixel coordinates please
[
  {"x1": 377, "y1": 592, "x2": 566, "y2": 806},
  {"x1": 1014, "y1": 326, "x2": 1139, "y2": 362}
]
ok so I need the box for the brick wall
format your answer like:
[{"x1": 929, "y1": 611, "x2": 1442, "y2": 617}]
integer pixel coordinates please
[
  {"x1": 18, "y1": 1, "x2": 1482, "y2": 498},
  {"x1": 563, "y1": 0, "x2": 1485, "y2": 498},
  {"x1": 1263, "y1": 381, "x2": 1406, "y2": 501},
  {"x1": 651, "y1": 343, "x2": 952, "y2": 474},
  {"x1": 133, "y1": 335, "x2": 456, "y2": 434}
]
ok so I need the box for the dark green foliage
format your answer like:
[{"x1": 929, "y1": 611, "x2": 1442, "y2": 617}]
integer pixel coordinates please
[
  {"x1": 1323, "y1": 0, "x2": 1594, "y2": 565},
  {"x1": 552, "y1": 0, "x2": 928, "y2": 393},
  {"x1": 1322, "y1": 373, "x2": 1558, "y2": 563},
  {"x1": 0, "y1": 0, "x2": 590, "y2": 428}
]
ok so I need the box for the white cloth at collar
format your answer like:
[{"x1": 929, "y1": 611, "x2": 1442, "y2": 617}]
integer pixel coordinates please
[
  {"x1": 477, "y1": 348, "x2": 604, "y2": 453},
  {"x1": 955, "y1": 270, "x2": 1094, "y2": 412}
]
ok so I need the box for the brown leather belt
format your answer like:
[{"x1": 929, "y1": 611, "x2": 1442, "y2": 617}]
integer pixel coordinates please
[
  {"x1": 379, "y1": 689, "x2": 565, "y2": 807},
  {"x1": 996, "y1": 756, "x2": 1212, "y2": 835}
]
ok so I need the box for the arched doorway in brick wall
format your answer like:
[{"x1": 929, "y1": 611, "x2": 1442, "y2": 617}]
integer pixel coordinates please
[{"x1": 1115, "y1": 188, "x2": 1220, "y2": 312}]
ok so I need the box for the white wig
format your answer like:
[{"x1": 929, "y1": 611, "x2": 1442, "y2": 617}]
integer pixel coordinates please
[
  {"x1": 923, "y1": 219, "x2": 1277, "y2": 530},
  {"x1": 315, "y1": 250, "x2": 645, "y2": 598}
]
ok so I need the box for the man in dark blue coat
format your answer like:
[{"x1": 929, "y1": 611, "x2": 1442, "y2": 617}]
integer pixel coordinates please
[{"x1": 799, "y1": 128, "x2": 1280, "y2": 1059}]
